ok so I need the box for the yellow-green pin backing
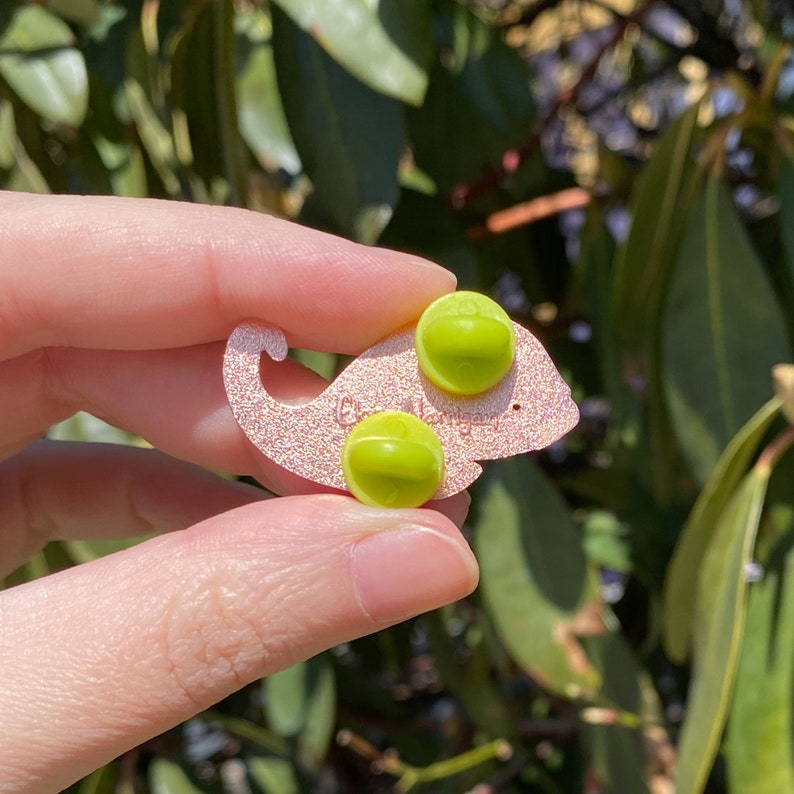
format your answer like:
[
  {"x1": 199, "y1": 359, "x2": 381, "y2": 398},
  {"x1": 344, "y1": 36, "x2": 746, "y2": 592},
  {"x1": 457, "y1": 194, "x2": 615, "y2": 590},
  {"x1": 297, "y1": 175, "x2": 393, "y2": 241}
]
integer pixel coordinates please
[
  {"x1": 342, "y1": 411, "x2": 445, "y2": 508},
  {"x1": 415, "y1": 291, "x2": 516, "y2": 395}
]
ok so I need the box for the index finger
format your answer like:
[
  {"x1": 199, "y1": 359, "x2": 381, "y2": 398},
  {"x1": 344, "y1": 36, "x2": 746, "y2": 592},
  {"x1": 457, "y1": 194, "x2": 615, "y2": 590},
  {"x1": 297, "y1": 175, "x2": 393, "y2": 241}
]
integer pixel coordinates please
[{"x1": 0, "y1": 192, "x2": 455, "y2": 360}]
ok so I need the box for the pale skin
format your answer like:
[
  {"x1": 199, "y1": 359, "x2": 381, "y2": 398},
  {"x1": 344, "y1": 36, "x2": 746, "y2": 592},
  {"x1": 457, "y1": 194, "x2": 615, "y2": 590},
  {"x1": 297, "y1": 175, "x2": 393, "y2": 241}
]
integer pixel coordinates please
[{"x1": 0, "y1": 192, "x2": 478, "y2": 792}]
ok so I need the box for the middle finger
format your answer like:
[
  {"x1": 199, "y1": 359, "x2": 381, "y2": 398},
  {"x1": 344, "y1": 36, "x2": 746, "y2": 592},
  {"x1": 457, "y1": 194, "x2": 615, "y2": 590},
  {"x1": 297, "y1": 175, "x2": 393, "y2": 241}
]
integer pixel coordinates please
[{"x1": 0, "y1": 342, "x2": 326, "y2": 492}]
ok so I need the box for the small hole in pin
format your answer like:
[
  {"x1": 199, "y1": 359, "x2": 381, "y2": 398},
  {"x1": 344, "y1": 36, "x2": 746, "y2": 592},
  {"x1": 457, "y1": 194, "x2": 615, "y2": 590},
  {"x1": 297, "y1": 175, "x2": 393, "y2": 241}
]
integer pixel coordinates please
[{"x1": 512, "y1": 403, "x2": 521, "y2": 410}]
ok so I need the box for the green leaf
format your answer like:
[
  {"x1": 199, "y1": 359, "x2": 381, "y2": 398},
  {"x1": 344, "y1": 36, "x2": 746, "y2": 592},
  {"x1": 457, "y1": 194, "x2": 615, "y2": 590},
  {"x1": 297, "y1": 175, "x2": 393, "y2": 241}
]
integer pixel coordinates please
[
  {"x1": 270, "y1": 0, "x2": 431, "y2": 105},
  {"x1": 609, "y1": 103, "x2": 701, "y2": 501},
  {"x1": 474, "y1": 458, "x2": 603, "y2": 699},
  {"x1": 570, "y1": 205, "x2": 620, "y2": 401},
  {"x1": 77, "y1": 763, "x2": 118, "y2": 794},
  {"x1": 0, "y1": 5, "x2": 88, "y2": 127},
  {"x1": 675, "y1": 466, "x2": 771, "y2": 794},
  {"x1": 1, "y1": 135, "x2": 49, "y2": 193},
  {"x1": 611, "y1": 103, "x2": 700, "y2": 358},
  {"x1": 47, "y1": 0, "x2": 100, "y2": 28},
  {"x1": 122, "y1": 75, "x2": 180, "y2": 197},
  {"x1": 1, "y1": 550, "x2": 49, "y2": 589},
  {"x1": 4, "y1": 542, "x2": 73, "y2": 586},
  {"x1": 264, "y1": 655, "x2": 336, "y2": 771},
  {"x1": 582, "y1": 511, "x2": 632, "y2": 574},
  {"x1": 290, "y1": 348, "x2": 338, "y2": 381},
  {"x1": 663, "y1": 396, "x2": 780, "y2": 663},
  {"x1": 271, "y1": 6, "x2": 401, "y2": 242},
  {"x1": 779, "y1": 155, "x2": 794, "y2": 287},
  {"x1": 64, "y1": 536, "x2": 152, "y2": 564},
  {"x1": 265, "y1": 662, "x2": 312, "y2": 737},
  {"x1": 47, "y1": 411, "x2": 141, "y2": 445},
  {"x1": 171, "y1": 1, "x2": 247, "y2": 206},
  {"x1": 200, "y1": 711, "x2": 289, "y2": 756},
  {"x1": 235, "y1": 6, "x2": 300, "y2": 174},
  {"x1": 148, "y1": 758, "x2": 203, "y2": 794},
  {"x1": 664, "y1": 175, "x2": 790, "y2": 484},
  {"x1": 726, "y1": 505, "x2": 794, "y2": 793},
  {"x1": 582, "y1": 632, "x2": 666, "y2": 794},
  {"x1": 0, "y1": 96, "x2": 14, "y2": 168},
  {"x1": 425, "y1": 608, "x2": 514, "y2": 739},
  {"x1": 378, "y1": 188, "x2": 479, "y2": 289},
  {"x1": 91, "y1": 134, "x2": 147, "y2": 197},
  {"x1": 246, "y1": 756, "x2": 300, "y2": 794},
  {"x1": 406, "y1": 0, "x2": 535, "y2": 194}
]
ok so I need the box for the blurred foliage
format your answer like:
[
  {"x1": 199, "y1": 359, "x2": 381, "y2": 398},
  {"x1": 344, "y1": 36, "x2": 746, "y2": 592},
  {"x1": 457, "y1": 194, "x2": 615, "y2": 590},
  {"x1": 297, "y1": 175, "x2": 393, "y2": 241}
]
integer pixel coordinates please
[{"x1": 4, "y1": 0, "x2": 794, "y2": 791}]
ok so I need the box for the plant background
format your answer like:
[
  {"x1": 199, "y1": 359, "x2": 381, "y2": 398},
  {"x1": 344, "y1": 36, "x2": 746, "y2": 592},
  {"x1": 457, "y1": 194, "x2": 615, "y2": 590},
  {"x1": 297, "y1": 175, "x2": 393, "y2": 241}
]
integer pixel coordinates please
[{"x1": 3, "y1": 0, "x2": 794, "y2": 791}]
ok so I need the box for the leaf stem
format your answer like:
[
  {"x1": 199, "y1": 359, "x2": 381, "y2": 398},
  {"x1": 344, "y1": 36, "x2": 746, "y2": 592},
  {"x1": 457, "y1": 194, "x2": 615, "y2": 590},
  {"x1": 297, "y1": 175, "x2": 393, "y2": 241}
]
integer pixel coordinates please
[
  {"x1": 202, "y1": 711, "x2": 290, "y2": 756},
  {"x1": 760, "y1": 43, "x2": 791, "y2": 106},
  {"x1": 337, "y1": 729, "x2": 512, "y2": 792},
  {"x1": 756, "y1": 425, "x2": 794, "y2": 475}
]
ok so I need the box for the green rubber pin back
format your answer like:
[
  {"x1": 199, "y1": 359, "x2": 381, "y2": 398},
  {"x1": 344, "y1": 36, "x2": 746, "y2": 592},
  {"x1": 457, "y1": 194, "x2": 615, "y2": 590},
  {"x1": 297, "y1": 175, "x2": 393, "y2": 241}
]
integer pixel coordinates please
[
  {"x1": 342, "y1": 411, "x2": 445, "y2": 508},
  {"x1": 415, "y1": 291, "x2": 516, "y2": 395}
]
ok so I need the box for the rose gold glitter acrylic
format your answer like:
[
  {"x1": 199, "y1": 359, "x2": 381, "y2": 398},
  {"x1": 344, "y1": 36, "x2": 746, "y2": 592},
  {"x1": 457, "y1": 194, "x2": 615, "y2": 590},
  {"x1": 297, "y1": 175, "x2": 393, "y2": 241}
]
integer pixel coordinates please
[{"x1": 223, "y1": 318, "x2": 579, "y2": 499}]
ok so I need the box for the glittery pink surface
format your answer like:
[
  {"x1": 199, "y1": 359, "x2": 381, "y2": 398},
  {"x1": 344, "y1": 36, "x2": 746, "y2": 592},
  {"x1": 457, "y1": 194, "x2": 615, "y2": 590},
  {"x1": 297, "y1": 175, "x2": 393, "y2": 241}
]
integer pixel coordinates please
[{"x1": 223, "y1": 320, "x2": 579, "y2": 498}]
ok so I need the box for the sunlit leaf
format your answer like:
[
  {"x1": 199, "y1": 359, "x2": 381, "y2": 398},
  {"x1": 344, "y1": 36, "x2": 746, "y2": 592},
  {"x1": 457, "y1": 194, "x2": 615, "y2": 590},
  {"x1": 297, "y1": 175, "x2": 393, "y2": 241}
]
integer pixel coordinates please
[
  {"x1": 92, "y1": 134, "x2": 147, "y2": 197},
  {"x1": 0, "y1": 97, "x2": 14, "y2": 169},
  {"x1": 148, "y1": 758, "x2": 203, "y2": 794},
  {"x1": 664, "y1": 175, "x2": 790, "y2": 484},
  {"x1": 663, "y1": 397, "x2": 780, "y2": 663},
  {"x1": 1, "y1": 550, "x2": 49, "y2": 589},
  {"x1": 246, "y1": 756, "x2": 300, "y2": 794},
  {"x1": 123, "y1": 77, "x2": 180, "y2": 197},
  {"x1": 4, "y1": 138, "x2": 50, "y2": 193},
  {"x1": 48, "y1": 411, "x2": 141, "y2": 445},
  {"x1": 0, "y1": 5, "x2": 88, "y2": 126},
  {"x1": 271, "y1": 6, "x2": 401, "y2": 242},
  {"x1": 475, "y1": 458, "x2": 603, "y2": 699},
  {"x1": 582, "y1": 511, "x2": 632, "y2": 573},
  {"x1": 64, "y1": 536, "x2": 153, "y2": 564},
  {"x1": 723, "y1": 444, "x2": 794, "y2": 788},
  {"x1": 675, "y1": 466, "x2": 770, "y2": 794},
  {"x1": 235, "y1": 6, "x2": 300, "y2": 175},
  {"x1": 726, "y1": 492, "x2": 794, "y2": 794},
  {"x1": 271, "y1": 0, "x2": 431, "y2": 105},
  {"x1": 77, "y1": 762, "x2": 118, "y2": 794},
  {"x1": 84, "y1": 3, "x2": 128, "y2": 44},
  {"x1": 264, "y1": 656, "x2": 336, "y2": 771},
  {"x1": 170, "y1": 1, "x2": 245, "y2": 206},
  {"x1": 265, "y1": 662, "x2": 312, "y2": 738},
  {"x1": 290, "y1": 348, "x2": 338, "y2": 381}
]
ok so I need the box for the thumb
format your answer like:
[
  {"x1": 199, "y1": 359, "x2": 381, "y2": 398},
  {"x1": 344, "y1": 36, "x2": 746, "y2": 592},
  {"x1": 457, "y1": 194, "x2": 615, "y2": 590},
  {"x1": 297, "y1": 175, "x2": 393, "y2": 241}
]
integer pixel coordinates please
[{"x1": 0, "y1": 495, "x2": 478, "y2": 793}]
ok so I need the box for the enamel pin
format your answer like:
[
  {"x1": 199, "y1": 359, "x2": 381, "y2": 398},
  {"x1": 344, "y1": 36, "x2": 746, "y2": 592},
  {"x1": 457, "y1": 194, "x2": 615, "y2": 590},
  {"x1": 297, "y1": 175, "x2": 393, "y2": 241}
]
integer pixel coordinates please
[{"x1": 223, "y1": 291, "x2": 579, "y2": 508}]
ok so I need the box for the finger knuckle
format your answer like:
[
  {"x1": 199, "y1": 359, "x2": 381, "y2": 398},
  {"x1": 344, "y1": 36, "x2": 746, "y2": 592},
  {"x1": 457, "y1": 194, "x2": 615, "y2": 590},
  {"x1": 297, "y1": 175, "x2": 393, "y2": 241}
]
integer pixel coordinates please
[{"x1": 158, "y1": 572, "x2": 273, "y2": 706}]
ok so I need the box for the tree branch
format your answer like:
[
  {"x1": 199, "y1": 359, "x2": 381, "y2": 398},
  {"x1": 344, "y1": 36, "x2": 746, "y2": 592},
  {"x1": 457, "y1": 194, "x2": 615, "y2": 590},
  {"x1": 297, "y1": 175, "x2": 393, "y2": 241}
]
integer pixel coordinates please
[{"x1": 448, "y1": 0, "x2": 660, "y2": 208}]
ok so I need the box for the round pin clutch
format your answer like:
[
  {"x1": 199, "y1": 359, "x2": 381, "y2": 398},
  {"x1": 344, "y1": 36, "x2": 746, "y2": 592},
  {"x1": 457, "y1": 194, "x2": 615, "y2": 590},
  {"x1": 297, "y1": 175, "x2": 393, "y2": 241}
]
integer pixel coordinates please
[
  {"x1": 341, "y1": 411, "x2": 445, "y2": 508},
  {"x1": 415, "y1": 292, "x2": 516, "y2": 396}
]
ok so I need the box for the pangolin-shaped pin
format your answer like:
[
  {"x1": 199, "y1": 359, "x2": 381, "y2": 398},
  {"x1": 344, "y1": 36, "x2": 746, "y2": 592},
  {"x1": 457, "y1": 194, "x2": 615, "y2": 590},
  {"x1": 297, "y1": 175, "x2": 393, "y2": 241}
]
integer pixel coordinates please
[{"x1": 224, "y1": 292, "x2": 579, "y2": 507}]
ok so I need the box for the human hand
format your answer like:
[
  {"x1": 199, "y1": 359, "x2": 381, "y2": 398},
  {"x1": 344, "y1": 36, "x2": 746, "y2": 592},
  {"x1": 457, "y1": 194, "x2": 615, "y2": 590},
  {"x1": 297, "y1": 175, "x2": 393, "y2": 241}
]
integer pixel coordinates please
[{"x1": 0, "y1": 193, "x2": 478, "y2": 792}]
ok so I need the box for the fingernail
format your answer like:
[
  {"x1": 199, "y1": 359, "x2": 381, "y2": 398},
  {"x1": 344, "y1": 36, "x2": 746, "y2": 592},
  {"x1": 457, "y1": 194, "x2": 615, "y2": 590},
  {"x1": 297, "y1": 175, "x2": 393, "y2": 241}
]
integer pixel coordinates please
[{"x1": 352, "y1": 525, "x2": 479, "y2": 622}]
